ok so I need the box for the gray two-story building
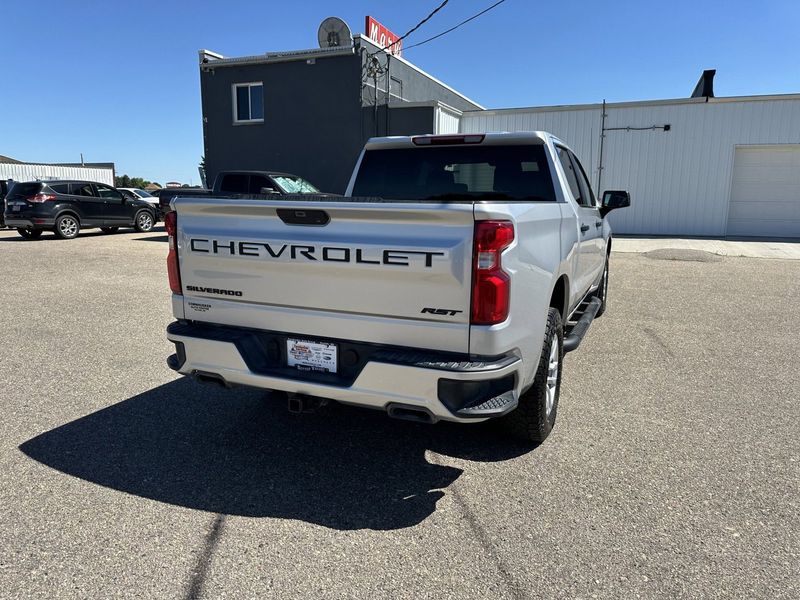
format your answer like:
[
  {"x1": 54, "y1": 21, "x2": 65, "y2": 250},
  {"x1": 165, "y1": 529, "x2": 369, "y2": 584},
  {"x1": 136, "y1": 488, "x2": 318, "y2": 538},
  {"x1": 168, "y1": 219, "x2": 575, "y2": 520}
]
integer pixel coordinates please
[{"x1": 199, "y1": 35, "x2": 482, "y2": 193}]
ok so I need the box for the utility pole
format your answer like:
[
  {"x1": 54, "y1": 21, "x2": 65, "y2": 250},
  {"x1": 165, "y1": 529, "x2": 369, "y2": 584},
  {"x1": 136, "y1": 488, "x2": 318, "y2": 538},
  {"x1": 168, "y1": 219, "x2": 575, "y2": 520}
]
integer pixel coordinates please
[{"x1": 597, "y1": 100, "x2": 606, "y2": 193}]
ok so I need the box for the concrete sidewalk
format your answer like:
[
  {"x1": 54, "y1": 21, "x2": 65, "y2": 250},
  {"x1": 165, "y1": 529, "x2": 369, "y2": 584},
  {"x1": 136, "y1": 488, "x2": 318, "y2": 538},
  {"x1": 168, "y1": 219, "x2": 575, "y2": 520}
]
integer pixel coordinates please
[{"x1": 612, "y1": 236, "x2": 800, "y2": 260}]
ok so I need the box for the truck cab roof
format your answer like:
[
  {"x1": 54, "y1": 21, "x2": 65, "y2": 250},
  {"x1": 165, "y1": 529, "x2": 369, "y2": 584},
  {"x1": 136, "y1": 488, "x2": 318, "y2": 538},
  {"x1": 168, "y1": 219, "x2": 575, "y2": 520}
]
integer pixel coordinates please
[{"x1": 363, "y1": 131, "x2": 555, "y2": 151}]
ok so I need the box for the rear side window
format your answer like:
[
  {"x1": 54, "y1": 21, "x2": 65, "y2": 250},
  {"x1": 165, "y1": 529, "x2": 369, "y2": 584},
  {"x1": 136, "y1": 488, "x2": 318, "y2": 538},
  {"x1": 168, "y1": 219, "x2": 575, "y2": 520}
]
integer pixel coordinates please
[
  {"x1": 49, "y1": 183, "x2": 70, "y2": 194},
  {"x1": 569, "y1": 151, "x2": 597, "y2": 208},
  {"x1": 351, "y1": 144, "x2": 556, "y2": 201},
  {"x1": 73, "y1": 183, "x2": 96, "y2": 197},
  {"x1": 219, "y1": 173, "x2": 248, "y2": 194},
  {"x1": 556, "y1": 146, "x2": 582, "y2": 205},
  {"x1": 8, "y1": 182, "x2": 43, "y2": 199}
]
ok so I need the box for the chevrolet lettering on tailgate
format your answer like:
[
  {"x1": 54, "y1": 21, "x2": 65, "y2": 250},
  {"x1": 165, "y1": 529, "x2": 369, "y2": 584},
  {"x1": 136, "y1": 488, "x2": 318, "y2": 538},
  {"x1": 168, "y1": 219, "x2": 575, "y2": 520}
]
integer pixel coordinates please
[{"x1": 189, "y1": 238, "x2": 446, "y2": 267}]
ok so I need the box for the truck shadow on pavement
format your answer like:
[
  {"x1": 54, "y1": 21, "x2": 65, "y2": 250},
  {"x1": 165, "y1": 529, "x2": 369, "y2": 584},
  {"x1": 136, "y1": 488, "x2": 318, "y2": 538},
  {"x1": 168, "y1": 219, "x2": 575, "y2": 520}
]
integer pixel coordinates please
[{"x1": 20, "y1": 378, "x2": 532, "y2": 531}]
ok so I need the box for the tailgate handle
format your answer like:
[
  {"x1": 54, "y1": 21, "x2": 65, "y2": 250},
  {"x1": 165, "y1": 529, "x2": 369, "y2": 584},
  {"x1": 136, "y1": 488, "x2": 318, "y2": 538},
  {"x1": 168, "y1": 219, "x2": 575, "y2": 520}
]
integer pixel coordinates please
[{"x1": 277, "y1": 208, "x2": 330, "y2": 226}]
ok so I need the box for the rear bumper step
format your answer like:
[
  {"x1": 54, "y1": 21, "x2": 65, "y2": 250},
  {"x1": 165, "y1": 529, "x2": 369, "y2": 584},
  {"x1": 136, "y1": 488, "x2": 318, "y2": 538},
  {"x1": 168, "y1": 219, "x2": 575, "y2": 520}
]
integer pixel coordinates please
[
  {"x1": 455, "y1": 390, "x2": 517, "y2": 418},
  {"x1": 564, "y1": 296, "x2": 602, "y2": 353}
]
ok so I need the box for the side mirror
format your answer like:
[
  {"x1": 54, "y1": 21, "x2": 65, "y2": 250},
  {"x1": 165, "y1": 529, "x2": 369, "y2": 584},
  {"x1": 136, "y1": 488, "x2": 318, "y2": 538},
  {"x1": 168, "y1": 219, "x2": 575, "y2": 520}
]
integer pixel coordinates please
[
  {"x1": 600, "y1": 190, "x2": 630, "y2": 217},
  {"x1": 260, "y1": 187, "x2": 278, "y2": 195}
]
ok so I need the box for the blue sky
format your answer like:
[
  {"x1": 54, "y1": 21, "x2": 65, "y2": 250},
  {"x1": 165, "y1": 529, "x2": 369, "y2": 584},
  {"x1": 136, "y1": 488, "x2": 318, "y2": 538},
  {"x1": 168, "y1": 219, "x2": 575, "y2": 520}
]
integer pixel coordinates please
[{"x1": 2, "y1": 0, "x2": 798, "y2": 184}]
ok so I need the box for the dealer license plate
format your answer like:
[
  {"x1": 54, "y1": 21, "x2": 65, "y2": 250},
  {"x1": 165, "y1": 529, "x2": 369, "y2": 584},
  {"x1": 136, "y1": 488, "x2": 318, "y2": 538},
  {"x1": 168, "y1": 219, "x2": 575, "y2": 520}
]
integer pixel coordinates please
[{"x1": 286, "y1": 338, "x2": 337, "y2": 373}]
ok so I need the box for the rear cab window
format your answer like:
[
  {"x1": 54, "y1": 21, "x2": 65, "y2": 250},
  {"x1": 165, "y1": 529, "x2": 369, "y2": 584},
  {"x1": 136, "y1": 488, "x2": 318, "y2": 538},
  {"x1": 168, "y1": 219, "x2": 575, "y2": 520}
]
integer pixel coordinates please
[
  {"x1": 219, "y1": 173, "x2": 249, "y2": 194},
  {"x1": 351, "y1": 144, "x2": 556, "y2": 201}
]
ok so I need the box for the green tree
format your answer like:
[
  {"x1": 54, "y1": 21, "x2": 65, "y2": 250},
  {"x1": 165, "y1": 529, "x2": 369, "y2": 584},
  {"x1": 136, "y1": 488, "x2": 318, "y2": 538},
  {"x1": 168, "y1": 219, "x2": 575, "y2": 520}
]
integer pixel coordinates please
[
  {"x1": 115, "y1": 174, "x2": 132, "y2": 187},
  {"x1": 114, "y1": 175, "x2": 157, "y2": 189}
]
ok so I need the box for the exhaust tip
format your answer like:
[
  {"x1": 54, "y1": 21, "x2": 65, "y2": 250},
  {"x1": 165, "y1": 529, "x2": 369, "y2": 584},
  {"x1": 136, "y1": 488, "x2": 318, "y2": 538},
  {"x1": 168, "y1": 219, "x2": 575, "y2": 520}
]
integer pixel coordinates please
[
  {"x1": 193, "y1": 370, "x2": 230, "y2": 388},
  {"x1": 386, "y1": 403, "x2": 437, "y2": 424}
]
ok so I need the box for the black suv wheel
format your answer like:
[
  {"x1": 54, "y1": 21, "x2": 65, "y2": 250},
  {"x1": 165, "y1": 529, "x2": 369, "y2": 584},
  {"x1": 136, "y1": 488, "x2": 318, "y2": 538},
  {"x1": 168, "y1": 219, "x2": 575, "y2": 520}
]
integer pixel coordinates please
[
  {"x1": 54, "y1": 214, "x2": 80, "y2": 239},
  {"x1": 134, "y1": 210, "x2": 154, "y2": 233},
  {"x1": 17, "y1": 227, "x2": 43, "y2": 240}
]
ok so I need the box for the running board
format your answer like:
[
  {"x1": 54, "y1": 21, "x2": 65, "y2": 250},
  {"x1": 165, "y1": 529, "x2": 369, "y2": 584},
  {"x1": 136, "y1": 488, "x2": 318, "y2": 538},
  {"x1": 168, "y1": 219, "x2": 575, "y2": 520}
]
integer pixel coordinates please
[{"x1": 563, "y1": 296, "x2": 602, "y2": 353}]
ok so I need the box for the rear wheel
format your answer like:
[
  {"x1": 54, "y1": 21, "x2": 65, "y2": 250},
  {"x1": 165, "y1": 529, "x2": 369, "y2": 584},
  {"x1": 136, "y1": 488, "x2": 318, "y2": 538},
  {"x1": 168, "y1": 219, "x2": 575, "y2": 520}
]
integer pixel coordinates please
[
  {"x1": 502, "y1": 307, "x2": 563, "y2": 444},
  {"x1": 134, "y1": 210, "x2": 154, "y2": 232},
  {"x1": 100, "y1": 226, "x2": 119, "y2": 234},
  {"x1": 54, "y1": 214, "x2": 80, "y2": 239},
  {"x1": 17, "y1": 227, "x2": 43, "y2": 239}
]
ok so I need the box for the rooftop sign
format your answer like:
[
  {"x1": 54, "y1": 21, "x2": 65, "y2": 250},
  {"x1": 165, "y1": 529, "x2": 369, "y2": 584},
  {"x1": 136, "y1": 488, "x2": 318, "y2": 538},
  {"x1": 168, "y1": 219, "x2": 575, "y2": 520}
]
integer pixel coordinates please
[{"x1": 365, "y1": 16, "x2": 402, "y2": 57}]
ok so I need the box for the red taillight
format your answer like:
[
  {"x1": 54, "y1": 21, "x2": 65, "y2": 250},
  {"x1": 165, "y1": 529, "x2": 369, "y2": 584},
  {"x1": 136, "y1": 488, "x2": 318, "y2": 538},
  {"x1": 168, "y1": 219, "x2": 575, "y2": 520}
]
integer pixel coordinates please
[
  {"x1": 471, "y1": 220, "x2": 514, "y2": 325},
  {"x1": 27, "y1": 193, "x2": 57, "y2": 203},
  {"x1": 165, "y1": 211, "x2": 182, "y2": 294}
]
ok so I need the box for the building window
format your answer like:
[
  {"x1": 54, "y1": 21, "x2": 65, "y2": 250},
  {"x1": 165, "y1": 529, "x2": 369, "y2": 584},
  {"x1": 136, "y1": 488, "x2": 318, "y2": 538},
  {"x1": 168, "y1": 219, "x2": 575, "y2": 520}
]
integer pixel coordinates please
[{"x1": 233, "y1": 82, "x2": 264, "y2": 123}]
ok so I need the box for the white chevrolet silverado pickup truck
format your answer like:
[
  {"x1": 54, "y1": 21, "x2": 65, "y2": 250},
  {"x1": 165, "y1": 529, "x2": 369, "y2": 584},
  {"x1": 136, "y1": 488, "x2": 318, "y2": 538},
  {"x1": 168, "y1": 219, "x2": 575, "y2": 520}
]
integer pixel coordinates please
[{"x1": 165, "y1": 132, "x2": 629, "y2": 442}]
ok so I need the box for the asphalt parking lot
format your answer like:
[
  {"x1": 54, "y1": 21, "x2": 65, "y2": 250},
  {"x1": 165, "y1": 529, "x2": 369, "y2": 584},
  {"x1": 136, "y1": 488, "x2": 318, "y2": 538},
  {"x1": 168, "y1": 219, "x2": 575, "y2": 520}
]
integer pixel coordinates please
[{"x1": 0, "y1": 226, "x2": 797, "y2": 599}]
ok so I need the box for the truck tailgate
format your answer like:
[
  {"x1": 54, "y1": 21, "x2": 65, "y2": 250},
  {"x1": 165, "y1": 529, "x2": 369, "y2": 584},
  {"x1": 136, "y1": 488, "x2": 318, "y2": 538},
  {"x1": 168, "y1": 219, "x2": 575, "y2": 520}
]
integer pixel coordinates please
[{"x1": 175, "y1": 198, "x2": 474, "y2": 353}]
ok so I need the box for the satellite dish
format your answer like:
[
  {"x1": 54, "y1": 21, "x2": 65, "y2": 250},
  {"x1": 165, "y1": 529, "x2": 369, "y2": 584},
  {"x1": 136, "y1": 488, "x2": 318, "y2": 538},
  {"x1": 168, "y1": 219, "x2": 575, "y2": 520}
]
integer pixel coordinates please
[{"x1": 318, "y1": 17, "x2": 352, "y2": 48}]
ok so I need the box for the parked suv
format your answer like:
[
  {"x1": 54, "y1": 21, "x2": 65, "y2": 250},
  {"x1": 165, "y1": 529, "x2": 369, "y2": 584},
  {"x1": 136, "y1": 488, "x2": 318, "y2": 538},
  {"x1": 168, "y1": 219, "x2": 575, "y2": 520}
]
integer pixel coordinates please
[
  {"x1": 3, "y1": 180, "x2": 157, "y2": 239},
  {"x1": 0, "y1": 180, "x2": 10, "y2": 228}
]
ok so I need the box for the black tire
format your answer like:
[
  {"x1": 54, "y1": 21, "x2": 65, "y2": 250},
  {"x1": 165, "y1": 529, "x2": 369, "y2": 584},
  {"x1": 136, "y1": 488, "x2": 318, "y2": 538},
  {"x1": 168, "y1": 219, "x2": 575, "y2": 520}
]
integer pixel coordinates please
[
  {"x1": 134, "y1": 210, "x2": 154, "y2": 233},
  {"x1": 593, "y1": 257, "x2": 609, "y2": 318},
  {"x1": 54, "y1": 214, "x2": 80, "y2": 239},
  {"x1": 100, "y1": 227, "x2": 119, "y2": 234},
  {"x1": 502, "y1": 307, "x2": 563, "y2": 444},
  {"x1": 17, "y1": 227, "x2": 43, "y2": 239},
  {"x1": 133, "y1": 210, "x2": 156, "y2": 233}
]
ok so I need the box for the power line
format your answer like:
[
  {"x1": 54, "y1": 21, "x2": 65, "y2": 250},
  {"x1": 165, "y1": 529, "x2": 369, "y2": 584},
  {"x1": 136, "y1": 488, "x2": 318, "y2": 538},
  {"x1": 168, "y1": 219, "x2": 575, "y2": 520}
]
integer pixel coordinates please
[{"x1": 404, "y1": 0, "x2": 509, "y2": 50}]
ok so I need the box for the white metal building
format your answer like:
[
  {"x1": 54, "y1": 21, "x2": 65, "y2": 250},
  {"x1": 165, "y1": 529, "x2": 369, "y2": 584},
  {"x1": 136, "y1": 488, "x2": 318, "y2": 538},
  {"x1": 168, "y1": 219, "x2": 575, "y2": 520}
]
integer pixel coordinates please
[
  {"x1": 0, "y1": 162, "x2": 115, "y2": 187},
  {"x1": 455, "y1": 94, "x2": 800, "y2": 238}
]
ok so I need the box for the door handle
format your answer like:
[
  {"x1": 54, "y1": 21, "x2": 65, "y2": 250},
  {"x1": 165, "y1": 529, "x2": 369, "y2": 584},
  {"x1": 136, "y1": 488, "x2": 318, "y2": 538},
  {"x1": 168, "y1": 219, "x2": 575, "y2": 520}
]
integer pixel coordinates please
[
  {"x1": 580, "y1": 224, "x2": 590, "y2": 233},
  {"x1": 595, "y1": 221, "x2": 602, "y2": 228}
]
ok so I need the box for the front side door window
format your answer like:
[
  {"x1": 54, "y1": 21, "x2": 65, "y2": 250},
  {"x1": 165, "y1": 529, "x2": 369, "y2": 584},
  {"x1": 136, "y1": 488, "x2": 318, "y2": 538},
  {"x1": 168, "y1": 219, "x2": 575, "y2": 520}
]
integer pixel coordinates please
[
  {"x1": 96, "y1": 184, "x2": 129, "y2": 223},
  {"x1": 70, "y1": 182, "x2": 103, "y2": 222}
]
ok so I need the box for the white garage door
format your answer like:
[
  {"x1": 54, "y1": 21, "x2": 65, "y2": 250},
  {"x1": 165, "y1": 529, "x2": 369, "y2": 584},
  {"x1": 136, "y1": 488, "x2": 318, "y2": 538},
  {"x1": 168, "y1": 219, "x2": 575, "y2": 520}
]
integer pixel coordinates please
[{"x1": 727, "y1": 145, "x2": 800, "y2": 238}]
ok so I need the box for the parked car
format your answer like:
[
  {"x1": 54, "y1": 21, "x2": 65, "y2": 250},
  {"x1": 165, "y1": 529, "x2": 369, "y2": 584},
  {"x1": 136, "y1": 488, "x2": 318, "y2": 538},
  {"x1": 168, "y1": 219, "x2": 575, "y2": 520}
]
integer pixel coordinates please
[
  {"x1": 0, "y1": 180, "x2": 10, "y2": 228},
  {"x1": 118, "y1": 188, "x2": 161, "y2": 219},
  {"x1": 156, "y1": 171, "x2": 333, "y2": 215},
  {"x1": 164, "y1": 132, "x2": 630, "y2": 443},
  {"x1": 3, "y1": 180, "x2": 158, "y2": 239}
]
